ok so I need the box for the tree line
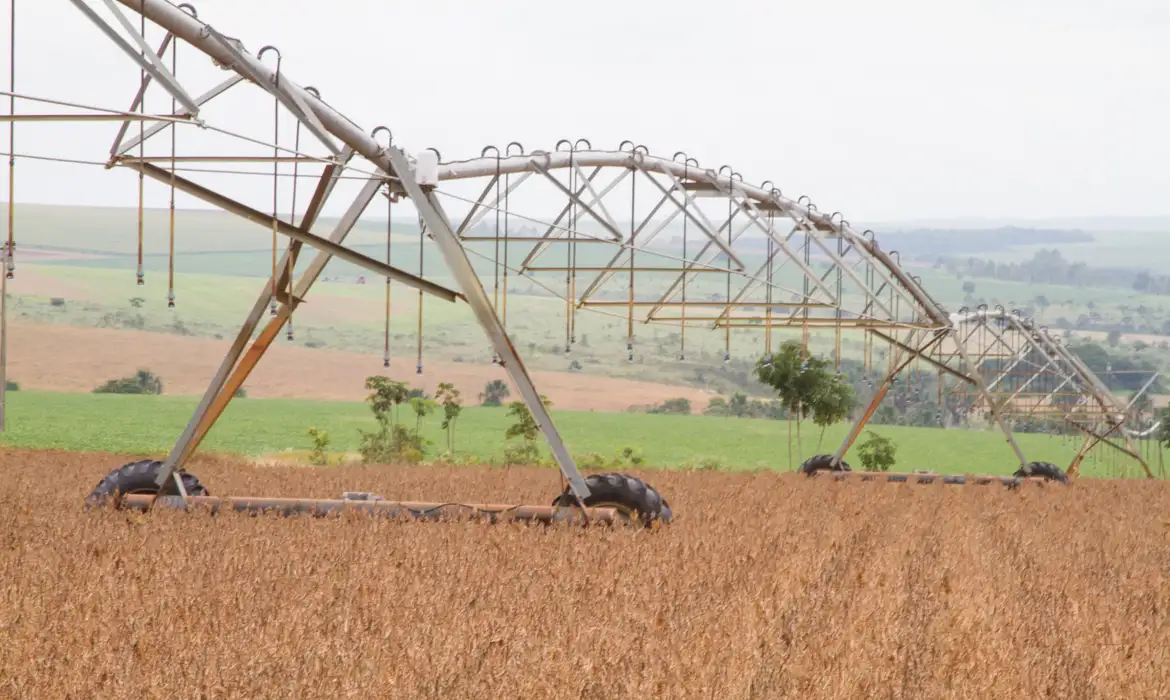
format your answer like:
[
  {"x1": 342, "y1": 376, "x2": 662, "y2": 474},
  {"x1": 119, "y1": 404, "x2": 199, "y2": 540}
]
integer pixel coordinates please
[{"x1": 941, "y1": 248, "x2": 1170, "y2": 296}]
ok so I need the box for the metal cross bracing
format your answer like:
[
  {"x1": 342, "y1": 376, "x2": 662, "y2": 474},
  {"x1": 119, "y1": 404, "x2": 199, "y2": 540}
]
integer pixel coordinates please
[
  {"x1": 399, "y1": 147, "x2": 1158, "y2": 478},
  {"x1": 8, "y1": 0, "x2": 1151, "y2": 490}
]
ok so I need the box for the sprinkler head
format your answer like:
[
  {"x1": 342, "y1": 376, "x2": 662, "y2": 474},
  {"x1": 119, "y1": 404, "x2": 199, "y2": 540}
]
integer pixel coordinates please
[
  {"x1": 382, "y1": 351, "x2": 390, "y2": 368},
  {"x1": 416, "y1": 363, "x2": 423, "y2": 375},
  {"x1": 269, "y1": 302, "x2": 278, "y2": 316},
  {"x1": 723, "y1": 352, "x2": 730, "y2": 363}
]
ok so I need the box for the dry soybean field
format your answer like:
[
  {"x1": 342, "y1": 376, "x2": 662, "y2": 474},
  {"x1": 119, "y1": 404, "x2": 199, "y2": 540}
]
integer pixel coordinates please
[{"x1": 1, "y1": 449, "x2": 1169, "y2": 698}]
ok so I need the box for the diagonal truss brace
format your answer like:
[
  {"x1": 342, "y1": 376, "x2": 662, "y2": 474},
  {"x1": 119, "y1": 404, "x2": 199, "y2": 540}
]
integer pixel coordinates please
[
  {"x1": 530, "y1": 161, "x2": 623, "y2": 242},
  {"x1": 386, "y1": 147, "x2": 591, "y2": 500},
  {"x1": 70, "y1": 0, "x2": 201, "y2": 116},
  {"x1": 123, "y1": 161, "x2": 457, "y2": 300},
  {"x1": 113, "y1": 73, "x2": 244, "y2": 158},
  {"x1": 154, "y1": 172, "x2": 382, "y2": 488}
]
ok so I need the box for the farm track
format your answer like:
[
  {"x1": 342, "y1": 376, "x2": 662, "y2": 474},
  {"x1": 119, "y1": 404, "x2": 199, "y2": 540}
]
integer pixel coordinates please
[{"x1": 1, "y1": 449, "x2": 1169, "y2": 698}]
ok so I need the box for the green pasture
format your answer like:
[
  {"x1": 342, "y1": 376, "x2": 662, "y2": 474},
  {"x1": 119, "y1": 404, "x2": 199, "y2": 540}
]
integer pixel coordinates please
[{"x1": 0, "y1": 391, "x2": 1158, "y2": 478}]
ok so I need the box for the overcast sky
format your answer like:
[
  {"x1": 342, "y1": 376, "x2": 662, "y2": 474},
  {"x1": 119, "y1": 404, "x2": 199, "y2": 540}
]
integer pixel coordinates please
[{"x1": 2, "y1": 0, "x2": 1168, "y2": 225}]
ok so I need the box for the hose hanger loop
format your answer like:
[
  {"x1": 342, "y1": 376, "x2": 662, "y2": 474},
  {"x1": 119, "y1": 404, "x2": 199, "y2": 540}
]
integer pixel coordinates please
[
  {"x1": 618, "y1": 140, "x2": 636, "y2": 153},
  {"x1": 177, "y1": 3, "x2": 198, "y2": 17},
  {"x1": 480, "y1": 145, "x2": 500, "y2": 159},
  {"x1": 555, "y1": 139, "x2": 573, "y2": 152},
  {"x1": 257, "y1": 45, "x2": 281, "y2": 87},
  {"x1": 632, "y1": 144, "x2": 649, "y2": 156},
  {"x1": 574, "y1": 138, "x2": 591, "y2": 151},
  {"x1": 506, "y1": 141, "x2": 524, "y2": 157},
  {"x1": 371, "y1": 125, "x2": 393, "y2": 151},
  {"x1": 425, "y1": 146, "x2": 442, "y2": 163}
]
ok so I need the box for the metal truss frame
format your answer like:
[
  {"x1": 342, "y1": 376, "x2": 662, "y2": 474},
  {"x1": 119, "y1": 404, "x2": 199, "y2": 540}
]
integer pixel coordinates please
[{"x1": 33, "y1": 0, "x2": 1153, "y2": 486}]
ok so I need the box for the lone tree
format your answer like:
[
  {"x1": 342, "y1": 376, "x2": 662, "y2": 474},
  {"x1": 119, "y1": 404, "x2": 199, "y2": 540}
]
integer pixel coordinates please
[
  {"x1": 436, "y1": 381, "x2": 463, "y2": 454},
  {"x1": 480, "y1": 379, "x2": 510, "y2": 406},
  {"x1": 755, "y1": 341, "x2": 856, "y2": 467}
]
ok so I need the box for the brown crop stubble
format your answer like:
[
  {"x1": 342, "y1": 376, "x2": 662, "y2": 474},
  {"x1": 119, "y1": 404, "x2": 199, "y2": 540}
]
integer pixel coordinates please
[{"x1": 1, "y1": 449, "x2": 1169, "y2": 699}]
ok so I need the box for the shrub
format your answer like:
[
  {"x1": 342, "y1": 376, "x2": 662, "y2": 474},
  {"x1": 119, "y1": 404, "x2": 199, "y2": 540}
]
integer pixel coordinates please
[
  {"x1": 93, "y1": 369, "x2": 163, "y2": 395},
  {"x1": 857, "y1": 431, "x2": 897, "y2": 472},
  {"x1": 648, "y1": 397, "x2": 692, "y2": 415}
]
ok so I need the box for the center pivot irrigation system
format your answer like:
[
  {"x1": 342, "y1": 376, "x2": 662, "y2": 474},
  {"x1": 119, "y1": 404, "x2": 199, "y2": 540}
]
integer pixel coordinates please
[{"x1": 2, "y1": 1, "x2": 1156, "y2": 528}]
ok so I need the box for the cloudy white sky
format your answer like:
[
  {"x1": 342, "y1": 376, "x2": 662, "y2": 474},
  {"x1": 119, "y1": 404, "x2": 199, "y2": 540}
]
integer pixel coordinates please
[{"x1": 3, "y1": 0, "x2": 1168, "y2": 225}]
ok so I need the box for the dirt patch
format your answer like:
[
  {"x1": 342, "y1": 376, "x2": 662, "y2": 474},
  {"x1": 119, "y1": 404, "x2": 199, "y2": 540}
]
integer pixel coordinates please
[
  {"x1": 4, "y1": 321, "x2": 714, "y2": 411},
  {"x1": 2, "y1": 449, "x2": 1169, "y2": 697}
]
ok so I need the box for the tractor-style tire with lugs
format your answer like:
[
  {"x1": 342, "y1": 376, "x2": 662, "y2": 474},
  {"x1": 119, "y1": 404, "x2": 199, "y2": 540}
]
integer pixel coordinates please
[
  {"x1": 85, "y1": 459, "x2": 209, "y2": 508},
  {"x1": 799, "y1": 454, "x2": 852, "y2": 475},
  {"x1": 1014, "y1": 461, "x2": 1069, "y2": 484},
  {"x1": 552, "y1": 473, "x2": 672, "y2": 527}
]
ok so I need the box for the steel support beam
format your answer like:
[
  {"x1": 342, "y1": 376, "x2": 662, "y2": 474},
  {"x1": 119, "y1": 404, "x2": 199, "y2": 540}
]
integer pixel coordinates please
[
  {"x1": 122, "y1": 161, "x2": 458, "y2": 301},
  {"x1": 108, "y1": 29, "x2": 173, "y2": 158},
  {"x1": 831, "y1": 330, "x2": 943, "y2": 465},
  {"x1": 179, "y1": 177, "x2": 382, "y2": 463},
  {"x1": 70, "y1": 0, "x2": 201, "y2": 116},
  {"x1": 949, "y1": 325, "x2": 1029, "y2": 468},
  {"x1": 113, "y1": 73, "x2": 244, "y2": 157},
  {"x1": 387, "y1": 146, "x2": 591, "y2": 500},
  {"x1": 154, "y1": 173, "x2": 383, "y2": 487}
]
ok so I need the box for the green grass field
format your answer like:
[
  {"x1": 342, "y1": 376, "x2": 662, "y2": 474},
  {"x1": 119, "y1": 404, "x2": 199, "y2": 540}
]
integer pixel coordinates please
[{"x1": 0, "y1": 390, "x2": 1159, "y2": 478}]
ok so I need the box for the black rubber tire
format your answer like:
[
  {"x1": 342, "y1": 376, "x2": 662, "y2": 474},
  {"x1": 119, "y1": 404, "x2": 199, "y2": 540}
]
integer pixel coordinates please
[
  {"x1": 799, "y1": 454, "x2": 852, "y2": 475},
  {"x1": 1014, "y1": 461, "x2": 1069, "y2": 484},
  {"x1": 85, "y1": 459, "x2": 209, "y2": 508},
  {"x1": 552, "y1": 472, "x2": 672, "y2": 527}
]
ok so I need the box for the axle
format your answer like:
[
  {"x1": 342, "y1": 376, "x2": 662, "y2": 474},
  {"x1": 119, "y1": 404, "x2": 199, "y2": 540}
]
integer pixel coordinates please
[{"x1": 118, "y1": 494, "x2": 620, "y2": 524}]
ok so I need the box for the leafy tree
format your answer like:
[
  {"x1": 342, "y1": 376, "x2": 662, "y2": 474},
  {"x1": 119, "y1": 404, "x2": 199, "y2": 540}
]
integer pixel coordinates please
[
  {"x1": 755, "y1": 341, "x2": 856, "y2": 466},
  {"x1": 359, "y1": 375, "x2": 423, "y2": 464},
  {"x1": 857, "y1": 431, "x2": 896, "y2": 472},
  {"x1": 480, "y1": 379, "x2": 510, "y2": 407},
  {"x1": 1106, "y1": 329, "x2": 1122, "y2": 347},
  {"x1": 363, "y1": 375, "x2": 410, "y2": 427},
  {"x1": 436, "y1": 382, "x2": 463, "y2": 453},
  {"x1": 503, "y1": 395, "x2": 551, "y2": 465},
  {"x1": 409, "y1": 396, "x2": 436, "y2": 436}
]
